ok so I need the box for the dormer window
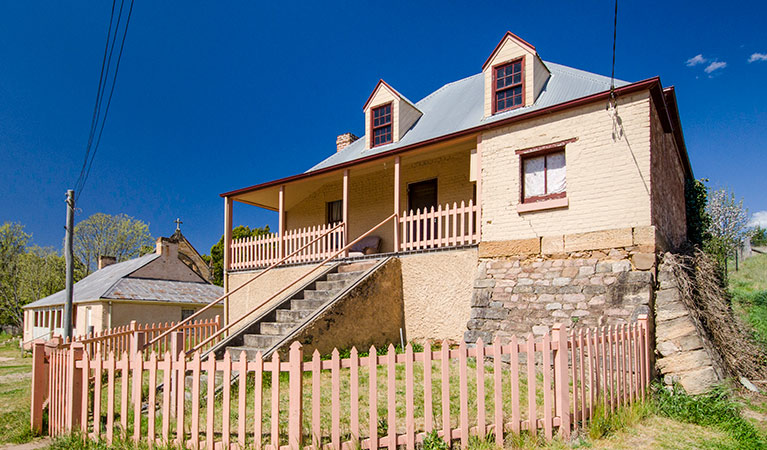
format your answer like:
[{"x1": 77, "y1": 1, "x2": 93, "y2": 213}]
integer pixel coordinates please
[
  {"x1": 371, "y1": 103, "x2": 393, "y2": 147},
  {"x1": 493, "y1": 58, "x2": 524, "y2": 113}
]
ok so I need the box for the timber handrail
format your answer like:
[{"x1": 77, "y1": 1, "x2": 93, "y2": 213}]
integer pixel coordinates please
[
  {"x1": 142, "y1": 221, "x2": 346, "y2": 350},
  {"x1": 188, "y1": 213, "x2": 398, "y2": 355}
]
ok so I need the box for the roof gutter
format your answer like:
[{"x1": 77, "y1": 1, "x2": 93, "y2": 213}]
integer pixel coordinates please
[{"x1": 222, "y1": 76, "x2": 672, "y2": 198}]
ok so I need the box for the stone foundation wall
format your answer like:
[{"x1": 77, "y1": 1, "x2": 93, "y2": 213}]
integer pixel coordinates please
[
  {"x1": 654, "y1": 254, "x2": 724, "y2": 394},
  {"x1": 465, "y1": 248, "x2": 655, "y2": 343}
]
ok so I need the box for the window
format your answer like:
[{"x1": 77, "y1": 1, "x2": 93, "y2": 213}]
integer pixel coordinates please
[
  {"x1": 326, "y1": 200, "x2": 342, "y2": 224},
  {"x1": 181, "y1": 309, "x2": 196, "y2": 321},
  {"x1": 522, "y1": 150, "x2": 566, "y2": 203},
  {"x1": 493, "y1": 59, "x2": 524, "y2": 113},
  {"x1": 371, "y1": 103, "x2": 392, "y2": 147}
]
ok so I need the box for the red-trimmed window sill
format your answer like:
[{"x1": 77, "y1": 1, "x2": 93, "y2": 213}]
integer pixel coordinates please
[{"x1": 517, "y1": 196, "x2": 569, "y2": 213}]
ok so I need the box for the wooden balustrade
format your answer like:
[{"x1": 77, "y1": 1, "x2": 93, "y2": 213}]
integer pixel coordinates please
[
  {"x1": 399, "y1": 200, "x2": 479, "y2": 251},
  {"x1": 35, "y1": 317, "x2": 651, "y2": 447},
  {"x1": 230, "y1": 222, "x2": 345, "y2": 271}
]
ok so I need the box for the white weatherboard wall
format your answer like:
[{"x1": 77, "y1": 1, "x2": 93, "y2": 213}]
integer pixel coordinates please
[{"x1": 480, "y1": 91, "x2": 652, "y2": 242}]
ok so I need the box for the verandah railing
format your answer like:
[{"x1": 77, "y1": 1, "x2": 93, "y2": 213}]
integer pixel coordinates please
[
  {"x1": 34, "y1": 317, "x2": 650, "y2": 448},
  {"x1": 399, "y1": 200, "x2": 479, "y2": 251},
  {"x1": 58, "y1": 317, "x2": 221, "y2": 358},
  {"x1": 230, "y1": 223, "x2": 346, "y2": 271}
]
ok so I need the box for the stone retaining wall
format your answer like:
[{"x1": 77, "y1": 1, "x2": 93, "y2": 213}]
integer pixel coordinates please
[{"x1": 465, "y1": 248, "x2": 655, "y2": 344}]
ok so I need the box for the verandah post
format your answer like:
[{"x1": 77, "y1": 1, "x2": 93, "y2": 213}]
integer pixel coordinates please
[
  {"x1": 224, "y1": 196, "x2": 233, "y2": 324},
  {"x1": 30, "y1": 341, "x2": 48, "y2": 434},
  {"x1": 343, "y1": 169, "x2": 349, "y2": 257},
  {"x1": 288, "y1": 342, "x2": 304, "y2": 450},
  {"x1": 394, "y1": 156, "x2": 401, "y2": 251},
  {"x1": 552, "y1": 324, "x2": 571, "y2": 439},
  {"x1": 278, "y1": 185, "x2": 286, "y2": 259}
]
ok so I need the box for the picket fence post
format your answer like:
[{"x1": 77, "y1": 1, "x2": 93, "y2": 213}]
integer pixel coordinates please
[
  {"x1": 30, "y1": 342, "x2": 47, "y2": 434},
  {"x1": 288, "y1": 342, "x2": 304, "y2": 450},
  {"x1": 552, "y1": 324, "x2": 571, "y2": 439},
  {"x1": 65, "y1": 343, "x2": 84, "y2": 433}
]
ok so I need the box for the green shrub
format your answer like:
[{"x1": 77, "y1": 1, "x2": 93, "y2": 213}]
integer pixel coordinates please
[
  {"x1": 586, "y1": 400, "x2": 651, "y2": 440},
  {"x1": 653, "y1": 384, "x2": 767, "y2": 449}
]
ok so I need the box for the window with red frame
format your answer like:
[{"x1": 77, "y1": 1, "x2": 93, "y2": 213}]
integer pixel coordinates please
[
  {"x1": 494, "y1": 59, "x2": 524, "y2": 113},
  {"x1": 522, "y1": 150, "x2": 566, "y2": 202},
  {"x1": 371, "y1": 103, "x2": 392, "y2": 147}
]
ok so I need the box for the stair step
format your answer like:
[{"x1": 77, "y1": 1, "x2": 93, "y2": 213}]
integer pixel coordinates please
[
  {"x1": 290, "y1": 298, "x2": 327, "y2": 310},
  {"x1": 338, "y1": 261, "x2": 378, "y2": 273},
  {"x1": 315, "y1": 280, "x2": 348, "y2": 291},
  {"x1": 326, "y1": 271, "x2": 363, "y2": 281},
  {"x1": 276, "y1": 309, "x2": 312, "y2": 322},
  {"x1": 260, "y1": 322, "x2": 299, "y2": 336},
  {"x1": 229, "y1": 346, "x2": 268, "y2": 361},
  {"x1": 303, "y1": 289, "x2": 336, "y2": 300},
  {"x1": 243, "y1": 334, "x2": 281, "y2": 348}
]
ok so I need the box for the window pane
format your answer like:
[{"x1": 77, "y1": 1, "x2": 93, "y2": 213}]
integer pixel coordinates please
[
  {"x1": 546, "y1": 152, "x2": 566, "y2": 194},
  {"x1": 523, "y1": 156, "x2": 545, "y2": 198}
]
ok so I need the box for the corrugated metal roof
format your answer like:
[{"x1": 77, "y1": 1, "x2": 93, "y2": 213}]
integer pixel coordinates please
[
  {"x1": 308, "y1": 62, "x2": 630, "y2": 172},
  {"x1": 104, "y1": 278, "x2": 223, "y2": 304},
  {"x1": 24, "y1": 253, "x2": 160, "y2": 308}
]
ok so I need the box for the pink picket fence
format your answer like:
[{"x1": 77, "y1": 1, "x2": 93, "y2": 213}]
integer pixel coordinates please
[
  {"x1": 399, "y1": 201, "x2": 479, "y2": 251},
  {"x1": 59, "y1": 317, "x2": 221, "y2": 358},
  {"x1": 230, "y1": 223, "x2": 346, "y2": 271},
  {"x1": 32, "y1": 318, "x2": 651, "y2": 448}
]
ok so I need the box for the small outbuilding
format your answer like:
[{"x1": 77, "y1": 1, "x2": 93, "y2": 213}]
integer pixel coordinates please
[{"x1": 22, "y1": 233, "x2": 223, "y2": 346}]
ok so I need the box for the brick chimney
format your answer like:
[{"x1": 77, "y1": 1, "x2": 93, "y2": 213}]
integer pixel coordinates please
[
  {"x1": 98, "y1": 255, "x2": 116, "y2": 270},
  {"x1": 336, "y1": 133, "x2": 359, "y2": 152}
]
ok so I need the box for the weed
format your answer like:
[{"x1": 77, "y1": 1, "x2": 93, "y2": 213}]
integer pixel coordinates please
[
  {"x1": 421, "y1": 430, "x2": 449, "y2": 450},
  {"x1": 586, "y1": 399, "x2": 651, "y2": 440}
]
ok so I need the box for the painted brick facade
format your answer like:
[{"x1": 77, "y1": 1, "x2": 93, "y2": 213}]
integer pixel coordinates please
[{"x1": 480, "y1": 91, "x2": 653, "y2": 242}]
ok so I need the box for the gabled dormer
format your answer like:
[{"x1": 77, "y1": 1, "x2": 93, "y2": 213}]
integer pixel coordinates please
[
  {"x1": 482, "y1": 31, "x2": 550, "y2": 117},
  {"x1": 363, "y1": 80, "x2": 422, "y2": 149}
]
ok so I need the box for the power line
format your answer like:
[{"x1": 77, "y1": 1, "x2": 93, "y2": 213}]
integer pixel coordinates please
[{"x1": 74, "y1": 0, "x2": 136, "y2": 202}]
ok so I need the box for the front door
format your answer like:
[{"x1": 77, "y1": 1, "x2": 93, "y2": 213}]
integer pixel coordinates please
[{"x1": 407, "y1": 179, "x2": 438, "y2": 243}]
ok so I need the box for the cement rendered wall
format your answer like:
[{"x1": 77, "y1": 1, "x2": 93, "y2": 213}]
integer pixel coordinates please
[
  {"x1": 289, "y1": 258, "x2": 404, "y2": 356},
  {"x1": 227, "y1": 265, "x2": 327, "y2": 333},
  {"x1": 480, "y1": 91, "x2": 653, "y2": 242},
  {"x1": 400, "y1": 248, "x2": 477, "y2": 342}
]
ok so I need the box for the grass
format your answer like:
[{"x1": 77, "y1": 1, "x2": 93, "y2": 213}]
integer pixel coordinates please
[
  {"x1": 0, "y1": 331, "x2": 38, "y2": 445},
  {"x1": 729, "y1": 252, "x2": 767, "y2": 345}
]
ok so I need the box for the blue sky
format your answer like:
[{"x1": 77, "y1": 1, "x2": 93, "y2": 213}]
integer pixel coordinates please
[{"x1": 1, "y1": 1, "x2": 766, "y2": 254}]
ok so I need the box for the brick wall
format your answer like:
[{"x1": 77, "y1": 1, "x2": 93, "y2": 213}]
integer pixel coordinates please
[
  {"x1": 480, "y1": 91, "x2": 653, "y2": 242},
  {"x1": 650, "y1": 100, "x2": 687, "y2": 250}
]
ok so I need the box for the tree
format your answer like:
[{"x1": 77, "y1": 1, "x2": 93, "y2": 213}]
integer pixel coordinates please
[
  {"x1": 73, "y1": 213, "x2": 154, "y2": 275},
  {"x1": 751, "y1": 226, "x2": 767, "y2": 247},
  {"x1": 0, "y1": 222, "x2": 30, "y2": 327},
  {"x1": 685, "y1": 178, "x2": 711, "y2": 247},
  {"x1": 206, "y1": 225, "x2": 271, "y2": 286},
  {"x1": 705, "y1": 187, "x2": 752, "y2": 265}
]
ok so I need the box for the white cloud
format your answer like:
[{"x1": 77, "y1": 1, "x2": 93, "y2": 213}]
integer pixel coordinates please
[
  {"x1": 749, "y1": 211, "x2": 767, "y2": 228},
  {"x1": 686, "y1": 54, "x2": 707, "y2": 66},
  {"x1": 704, "y1": 61, "x2": 727, "y2": 73},
  {"x1": 748, "y1": 52, "x2": 767, "y2": 63}
]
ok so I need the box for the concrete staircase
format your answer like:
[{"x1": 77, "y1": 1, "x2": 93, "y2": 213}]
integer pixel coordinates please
[{"x1": 217, "y1": 259, "x2": 380, "y2": 361}]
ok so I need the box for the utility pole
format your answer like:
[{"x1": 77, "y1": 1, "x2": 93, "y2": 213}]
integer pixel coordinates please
[{"x1": 63, "y1": 190, "x2": 75, "y2": 339}]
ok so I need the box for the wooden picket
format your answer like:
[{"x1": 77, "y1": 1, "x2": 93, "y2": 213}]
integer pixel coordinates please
[
  {"x1": 34, "y1": 317, "x2": 651, "y2": 448},
  {"x1": 230, "y1": 222, "x2": 345, "y2": 270},
  {"x1": 399, "y1": 200, "x2": 480, "y2": 251},
  {"x1": 58, "y1": 316, "x2": 221, "y2": 358}
]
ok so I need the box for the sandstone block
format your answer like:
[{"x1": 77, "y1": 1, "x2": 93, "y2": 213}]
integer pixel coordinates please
[
  {"x1": 474, "y1": 279, "x2": 496, "y2": 288},
  {"x1": 541, "y1": 235, "x2": 565, "y2": 254},
  {"x1": 561, "y1": 267, "x2": 578, "y2": 278},
  {"x1": 679, "y1": 366, "x2": 720, "y2": 395},
  {"x1": 632, "y1": 226, "x2": 656, "y2": 247},
  {"x1": 612, "y1": 260, "x2": 631, "y2": 273},
  {"x1": 656, "y1": 300, "x2": 688, "y2": 322},
  {"x1": 655, "y1": 316, "x2": 697, "y2": 341},
  {"x1": 564, "y1": 228, "x2": 633, "y2": 252},
  {"x1": 631, "y1": 253, "x2": 655, "y2": 270},
  {"x1": 578, "y1": 266, "x2": 596, "y2": 277},
  {"x1": 545, "y1": 302, "x2": 562, "y2": 310},
  {"x1": 656, "y1": 349, "x2": 713, "y2": 373},
  {"x1": 655, "y1": 288, "x2": 681, "y2": 305},
  {"x1": 479, "y1": 238, "x2": 541, "y2": 257},
  {"x1": 552, "y1": 277, "x2": 571, "y2": 286},
  {"x1": 532, "y1": 325, "x2": 549, "y2": 335},
  {"x1": 596, "y1": 261, "x2": 613, "y2": 273},
  {"x1": 657, "y1": 340, "x2": 680, "y2": 357}
]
